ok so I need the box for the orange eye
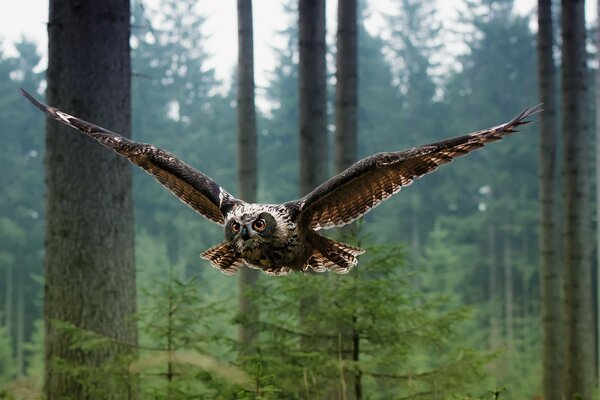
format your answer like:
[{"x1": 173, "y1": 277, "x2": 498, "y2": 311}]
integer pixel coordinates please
[
  {"x1": 252, "y1": 219, "x2": 266, "y2": 232},
  {"x1": 231, "y1": 222, "x2": 241, "y2": 234}
]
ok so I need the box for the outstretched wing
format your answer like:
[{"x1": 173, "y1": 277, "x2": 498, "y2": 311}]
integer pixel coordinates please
[
  {"x1": 21, "y1": 89, "x2": 240, "y2": 225},
  {"x1": 290, "y1": 105, "x2": 542, "y2": 230}
]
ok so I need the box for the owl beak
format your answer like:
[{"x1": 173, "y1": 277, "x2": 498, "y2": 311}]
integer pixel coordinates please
[{"x1": 241, "y1": 226, "x2": 251, "y2": 241}]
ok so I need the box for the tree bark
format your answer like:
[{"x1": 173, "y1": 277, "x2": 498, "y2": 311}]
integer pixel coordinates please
[
  {"x1": 236, "y1": 0, "x2": 260, "y2": 354},
  {"x1": 596, "y1": 0, "x2": 600, "y2": 388},
  {"x1": 537, "y1": 0, "x2": 563, "y2": 398},
  {"x1": 333, "y1": 1, "x2": 358, "y2": 397},
  {"x1": 45, "y1": 0, "x2": 137, "y2": 398},
  {"x1": 298, "y1": 0, "x2": 327, "y2": 360},
  {"x1": 299, "y1": 0, "x2": 328, "y2": 196},
  {"x1": 15, "y1": 262, "x2": 24, "y2": 376},
  {"x1": 503, "y1": 239, "x2": 514, "y2": 354},
  {"x1": 561, "y1": 0, "x2": 595, "y2": 398},
  {"x1": 334, "y1": 0, "x2": 357, "y2": 175}
]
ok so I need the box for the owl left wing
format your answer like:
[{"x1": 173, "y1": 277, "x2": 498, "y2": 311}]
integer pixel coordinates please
[
  {"x1": 21, "y1": 89, "x2": 240, "y2": 225},
  {"x1": 289, "y1": 105, "x2": 542, "y2": 230}
]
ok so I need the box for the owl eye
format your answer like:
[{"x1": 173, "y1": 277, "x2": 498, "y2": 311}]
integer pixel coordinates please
[
  {"x1": 252, "y1": 218, "x2": 266, "y2": 232},
  {"x1": 231, "y1": 222, "x2": 241, "y2": 234}
]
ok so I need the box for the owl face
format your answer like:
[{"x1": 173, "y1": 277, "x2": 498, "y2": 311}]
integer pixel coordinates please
[{"x1": 225, "y1": 212, "x2": 278, "y2": 255}]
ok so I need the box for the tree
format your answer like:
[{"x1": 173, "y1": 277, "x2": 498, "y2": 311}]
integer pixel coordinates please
[
  {"x1": 537, "y1": 0, "x2": 562, "y2": 398},
  {"x1": 236, "y1": 0, "x2": 260, "y2": 354},
  {"x1": 259, "y1": 1, "x2": 299, "y2": 204},
  {"x1": 243, "y1": 244, "x2": 488, "y2": 399},
  {"x1": 130, "y1": 0, "x2": 236, "y2": 280},
  {"x1": 0, "y1": 39, "x2": 45, "y2": 380},
  {"x1": 561, "y1": 0, "x2": 595, "y2": 398},
  {"x1": 45, "y1": 0, "x2": 137, "y2": 398},
  {"x1": 333, "y1": 1, "x2": 358, "y2": 397},
  {"x1": 334, "y1": 0, "x2": 358, "y2": 174},
  {"x1": 299, "y1": 0, "x2": 328, "y2": 196}
]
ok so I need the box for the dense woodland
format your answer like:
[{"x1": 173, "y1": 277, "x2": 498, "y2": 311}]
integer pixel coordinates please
[{"x1": 0, "y1": 0, "x2": 597, "y2": 399}]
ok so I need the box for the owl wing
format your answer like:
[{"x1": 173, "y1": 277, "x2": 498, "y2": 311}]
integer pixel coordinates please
[
  {"x1": 21, "y1": 89, "x2": 240, "y2": 225},
  {"x1": 290, "y1": 105, "x2": 542, "y2": 230}
]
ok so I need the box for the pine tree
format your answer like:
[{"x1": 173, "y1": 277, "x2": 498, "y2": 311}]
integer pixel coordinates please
[
  {"x1": 236, "y1": 0, "x2": 260, "y2": 355},
  {"x1": 44, "y1": 0, "x2": 137, "y2": 397},
  {"x1": 561, "y1": 0, "x2": 595, "y2": 397},
  {"x1": 537, "y1": 0, "x2": 562, "y2": 398}
]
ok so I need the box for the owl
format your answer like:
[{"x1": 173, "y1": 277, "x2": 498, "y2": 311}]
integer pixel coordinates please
[{"x1": 21, "y1": 89, "x2": 540, "y2": 276}]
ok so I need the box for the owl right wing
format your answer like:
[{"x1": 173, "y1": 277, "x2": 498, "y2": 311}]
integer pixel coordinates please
[
  {"x1": 21, "y1": 89, "x2": 240, "y2": 225},
  {"x1": 288, "y1": 105, "x2": 542, "y2": 230}
]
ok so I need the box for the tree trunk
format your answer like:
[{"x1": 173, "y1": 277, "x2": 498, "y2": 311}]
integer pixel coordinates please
[
  {"x1": 298, "y1": 0, "x2": 327, "y2": 361},
  {"x1": 236, "y1": 0, "x2": 260, "y2": 355},
  {"x1": 15, "y1": 262, "x2": 24, "y2": 376},
  {"x1": 45, "y1": 0, "x2": 137, "y2": 398},
  {"x1": 334, "y1": 0, "x2": 357, "y2": 175},
  {"x1": 596, "y1": 0, "x2": 600, "y2": 388},
  {"x1": 561, "y1": 0, "x2": 595, "y2": 398},
  {"x1": 299, "y1": 0, "x2": 328, "y2": 196},
  {"x1": 4, "y1": 265, "x2": 12, "y2": 338},
  {"x1": 503, "y1": 238, "x2": 514, "y2": 354},
  {"x1": 333, "y1": 0, "x2": 358, "y2": 397},
  {"x1": 537, "y1": 0, "x2": 563, "y2": 398},
  {"x1": 488, "y1": 224, "x2": 501, "y2": 352}
]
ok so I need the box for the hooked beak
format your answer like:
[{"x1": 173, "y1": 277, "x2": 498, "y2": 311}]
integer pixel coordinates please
[{"x1": 241, "y1": 226, "x2": 251, "y2": 241}]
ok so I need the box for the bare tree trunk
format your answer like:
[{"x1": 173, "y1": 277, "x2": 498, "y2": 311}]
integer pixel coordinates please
[
  {"x1": 596, "y1": 0, "x2": 600, "y2": 389},
  {"x1": 4, "y1": 265, "x2": 12, "y2": 336},
  {"x1": 299, "y1": 0, "x2": 328, "y2": 197},
  {"x1": 236, "y1": 0, "x2": 260, "y2": 355},
  {"x1": 333, "y1": 1, "x2": 358, "y2": 397},
  {"x1": 334, "y1": 0, "x2": 357, "y2": 174},
  {"x1": 15, "y1": 262, "x2": 24, "y2": 376},
  {"x1": 45, "y1": 0, "x2": 137, "y2": 398},
  {"x1": 537, "y1": 1, "x2": 563, "y2": 398},
  {"x1": 561, "y1": 0, "x2": 595, "y2": 397},
  {"x1": 488, "y1": 225, "x2": 501, "y2": 352},
  {"x1": 503, "y1": 239, "x2": 514, "y2": 354},
  {"x1": 298, "y1": 0, "x2": 327, "y2": 366}
]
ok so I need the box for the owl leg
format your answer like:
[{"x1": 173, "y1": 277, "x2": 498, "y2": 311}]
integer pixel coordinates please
[
  {"x1": 306, "y1": 234, "x2": 365, "y2": 274},
  {"x1": 200, "y1": 242, "x2": 244, "y2": 275}
]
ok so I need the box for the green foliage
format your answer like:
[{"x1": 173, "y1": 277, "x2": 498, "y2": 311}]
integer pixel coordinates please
[
  {"x1": 239, "y1": 243, "x2": 490, "y2": 399},
  {"x1": 136, "y1": 275, "x2": 249, "y2": 398},
  {"x1": 0, "y1": 324, "x2": 15, "y2": 388},
  {"x1": 24, "y1": 319, "x2": 44, "y2": 386},
  {"x1": 0, "y1": 38, "x2": 44, "y2": 382}
]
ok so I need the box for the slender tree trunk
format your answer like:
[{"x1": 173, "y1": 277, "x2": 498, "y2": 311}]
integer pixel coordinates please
[
  {"x1": 333, "y1": 1, "x2": 358, "y2": 397},
  {"x1": 537, "y1": 1, "x2": 563, "y2": 398},
  {"x1": 488, "y1": 225, "x2": 501, "y2": 352},
  {"x1": 45, "y1": 0, "x2": 137, "y2": 398},
  {"x1": 503, "y1": 239, "x2": 514, "y2": 354},
  {"x1": 596, "y1": 0, "x2": 600, "y2": 388},
  {"x1": 236, "y1": 0, "x2": 259, "y2": 354},
  {"x1": 561, "y1": 0, "x2": 595, "y2": 398},
  {"x1": 298, "y1": 0, "x2": 327, "y2": 363},
  {"x1": 4, "y1": 265, "x2": 12, "y2": 337},
  {"x1": 299, "y1": 0, "x2": 327, "y2": 196},
  {"x1": 334, "y1": 0, "x2": 357, "y2": 174},
  {"x1": 15, "y1": 262, "x2": 24, "y2": 376}
]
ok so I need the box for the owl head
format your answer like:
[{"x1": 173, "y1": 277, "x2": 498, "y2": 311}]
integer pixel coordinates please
[{"x1": 225, "y1": 211, "x2": 278, "y2": 253}]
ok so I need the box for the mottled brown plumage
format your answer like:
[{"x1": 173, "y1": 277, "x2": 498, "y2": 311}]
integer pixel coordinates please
[{"x1": 21, "y1": 88, "x2": 540, "y2": 275}]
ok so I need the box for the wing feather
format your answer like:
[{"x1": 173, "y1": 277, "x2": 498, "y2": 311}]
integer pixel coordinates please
[
  {"x1": 20, "y1": 89, "x2": 239, "y2": 225},
  {"x1": 291, "y1": 105, "x2": 542, "y2": 230}
]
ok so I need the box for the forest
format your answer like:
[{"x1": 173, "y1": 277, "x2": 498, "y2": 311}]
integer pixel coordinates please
[{"x1": 0, "y1": 0, "x2": 596, "y2": 399}]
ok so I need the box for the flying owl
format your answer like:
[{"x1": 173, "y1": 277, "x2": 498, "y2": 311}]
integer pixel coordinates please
[{"x1": 21, "y1": 89, "x2": 540, "y2": 276}]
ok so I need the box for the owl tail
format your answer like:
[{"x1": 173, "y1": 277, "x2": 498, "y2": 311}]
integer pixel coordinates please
[
  {"x1": 307, "y1": 235, "x2": 365, "y2": 274},
  {"x1": 200, "y1": 242, "x2": 244, "y2": 275}
]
